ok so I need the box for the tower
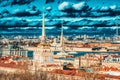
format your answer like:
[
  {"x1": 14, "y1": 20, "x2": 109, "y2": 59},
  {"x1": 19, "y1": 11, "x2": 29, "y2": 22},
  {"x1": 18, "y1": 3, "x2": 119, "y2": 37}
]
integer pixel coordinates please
[{"x1": 34, "y1": 8, "x2": 53, "y2": 65}]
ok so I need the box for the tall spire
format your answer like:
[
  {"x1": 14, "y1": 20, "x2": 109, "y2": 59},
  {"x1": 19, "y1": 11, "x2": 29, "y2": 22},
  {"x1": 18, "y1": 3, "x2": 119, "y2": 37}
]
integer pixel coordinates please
[
  {"x1": 116, "y1": 16, "x2": 119, "y2": 37},
  {"x1": 41, "y1": 7, "x2": 46, "y2": 42},
  {"x1": 60, "y1": 21, "x2": 64, "y2": 47}
]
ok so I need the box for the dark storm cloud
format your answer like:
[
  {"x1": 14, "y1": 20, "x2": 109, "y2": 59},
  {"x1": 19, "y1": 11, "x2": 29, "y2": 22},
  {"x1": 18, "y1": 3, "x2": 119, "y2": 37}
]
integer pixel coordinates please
[
  {"x1": 0, "y1": 9, "x2": 11, "y2": 17},
  {"x1": 11, "y1": 0, "x2": 34, "y2": 5},
  {"x1": 0, "y1": 18, "x2": 61, "y2": 28},
  {"x1": 64, "y1": 19, "x2": 118, "y2": 29},
  {"x1": 0, "y1": 18, "x2": 28, "y2": 28},
  {"x1": 89, "y1": 20, "x2": 110, "y2": 27},
  {"x1": 0, "y1": 5, "x2": 41, "y2": 17},
  {"x1": 0, "y1": 0, "x2": 120, "y2": 29},
  {"x1": 28, "y1": 21, "x2": 40, "y2": 27},
  {"x1": 0, "y1": 17, "x2": 118, "y2": 30},
  {"x1": 45, "y1": 0, "x2": 55, "y2": 4},
  {"x1": 96, "y1": 5, "x2": 120, "y2": 16},
  {"x1": 27, "y1": 19, "x2": 63, "y2": 28},
  {"x1": 0, "y1": 0, "x2": 34, "y2": 7},
  {"x1": 89, "y1": 20, "x2": 115, "y2": 27}
]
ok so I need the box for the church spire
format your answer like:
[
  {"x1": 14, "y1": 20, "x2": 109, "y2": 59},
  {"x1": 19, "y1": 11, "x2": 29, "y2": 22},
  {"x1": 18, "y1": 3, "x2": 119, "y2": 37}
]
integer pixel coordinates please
[
  {"x1": 116, "y1": 16, "x2": 119, "y2": 37},
  {"x1": 60, "y1": 21, "x2": 64, "y2": 47},
  {"x1": 41, "y1": 7, "x2": 46, "y2": 42}
]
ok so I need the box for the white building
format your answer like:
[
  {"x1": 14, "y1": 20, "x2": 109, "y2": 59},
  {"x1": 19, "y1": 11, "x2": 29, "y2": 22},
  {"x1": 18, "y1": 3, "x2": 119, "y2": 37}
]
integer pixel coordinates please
[
  {"x1": 26, "y1": 10, "x2": 54, "y2": 67},
  {"x1": 0, "y1": 45, "x2": 28, "y2": 57}
]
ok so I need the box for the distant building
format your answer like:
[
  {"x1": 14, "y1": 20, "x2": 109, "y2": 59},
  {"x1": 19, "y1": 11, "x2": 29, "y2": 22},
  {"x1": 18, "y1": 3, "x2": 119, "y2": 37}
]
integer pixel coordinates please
[
  {"x1": 0, "y1": 45, "x2": 28, "y2": 57},
  {"x1": 74, "y1": 55, "x2": 101, "y2": 69},
  {"x1": 103, "y1": 54, "x2": 120, "y2": 63}
]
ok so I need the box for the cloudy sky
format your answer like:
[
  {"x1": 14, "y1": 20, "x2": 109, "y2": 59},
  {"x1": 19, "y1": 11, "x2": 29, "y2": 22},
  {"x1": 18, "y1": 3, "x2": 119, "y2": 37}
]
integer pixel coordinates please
[{"x1": 0, "y1": 0, "x2": 120, "y2": 36}]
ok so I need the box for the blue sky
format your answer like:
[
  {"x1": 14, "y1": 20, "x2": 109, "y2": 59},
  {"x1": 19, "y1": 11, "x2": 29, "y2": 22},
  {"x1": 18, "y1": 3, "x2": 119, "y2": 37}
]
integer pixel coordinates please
[{"x1": 0, "y1": 0, "x2": 120, "y2": 36}]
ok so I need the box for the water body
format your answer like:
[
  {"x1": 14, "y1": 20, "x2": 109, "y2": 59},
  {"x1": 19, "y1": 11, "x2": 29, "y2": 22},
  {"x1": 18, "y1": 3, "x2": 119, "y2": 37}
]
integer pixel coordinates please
[
  {"x1": 27, "y1": 51, "x2": 120, "y2": 60},
  {"x1": 54, "y1": 51, "x2": 120, "y2": 57},
  {"x1": 74, "y1": 52, "x2": 120, "y2": 57}
]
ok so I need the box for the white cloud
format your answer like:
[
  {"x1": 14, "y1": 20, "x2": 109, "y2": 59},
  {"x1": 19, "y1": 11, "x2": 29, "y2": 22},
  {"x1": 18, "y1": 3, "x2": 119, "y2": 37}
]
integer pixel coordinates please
[
  {"x1": 110, "y1": 5, "x2": 116, "y2": 10},
  {"x1": 100, "y1": 6, "x2": 110, "y2": 11},
  {"x1": 72, "y1": 2, "x2": 85, "y2": 10},
  {"x1": 58, "y1": 2, "x2": 72, "y2": 10}
]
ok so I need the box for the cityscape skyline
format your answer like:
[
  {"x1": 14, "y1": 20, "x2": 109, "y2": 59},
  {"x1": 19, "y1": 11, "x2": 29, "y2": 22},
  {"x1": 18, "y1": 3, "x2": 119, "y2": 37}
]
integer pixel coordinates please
[{"x1": 0, "y1": 1, "x2": 120, "y2": 80}]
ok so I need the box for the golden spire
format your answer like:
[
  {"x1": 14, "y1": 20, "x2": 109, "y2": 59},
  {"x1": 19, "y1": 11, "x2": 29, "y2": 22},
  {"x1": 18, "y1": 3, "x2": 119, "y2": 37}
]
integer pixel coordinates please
[
  {"x1": 41, "y1": 7, "x2": 46, "y2": 42},
  {"x1": 37, "y1": 7, "x2": 50, "y2": 48},
  {"x1": 60, "y1": 21, "x2": 64, "y2": 47},
  {"x1": 116, "y1": 16, "x2": 119, "y2": 37}
]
